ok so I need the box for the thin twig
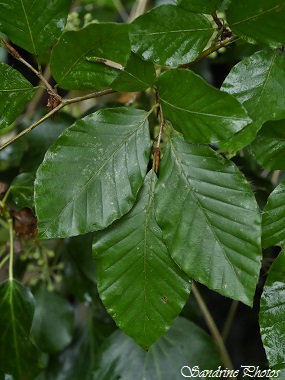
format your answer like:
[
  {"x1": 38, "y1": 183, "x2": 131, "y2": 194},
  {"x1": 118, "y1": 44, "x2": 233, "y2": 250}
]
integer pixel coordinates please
[
  {"x1": 25, "y1": 65, "x2": 53, "y2": 119},
  {"x1": 128, "y1": 0, "x2": 148, "y2": 22},
  {"x1": 0, "y1": 88, "x2": 116, "y2": 151},
  {"x1": 8, "y1": 218, "x2": 14, "y2": 280},
  {"x1": 178, "y1": 34, "x2": 239, "y2": 69},
  {"x1": 154, "y1": 93, "x2": 164, "y2": 173},
  {"x1": 0, "y1": 253, "x2": 9, "y2": 270},
  {"x1": 211, "y1": 11, "x2": 223, "y2": 31},
  {"x1": 222, "y1": 300, "x2": 239, "y2": 342},
  {"x1": 1, "y1": 38, "x2": 60, "y2": 99},
  {"x1": 63, "y1": 88, "x2": 115, "y2": 105},
  {"x1": 112, "y1": 0, "x2": 129, "y2": 22},
  {"x1": 192, "y1": 282, "x2": 234, "y2": 373}
]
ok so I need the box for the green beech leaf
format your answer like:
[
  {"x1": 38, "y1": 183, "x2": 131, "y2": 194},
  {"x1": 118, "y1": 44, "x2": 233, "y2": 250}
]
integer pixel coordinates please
[
  {"x1": 63, "y1": 234, "x2": 97, "y2": 302},
  {"x1": 220, "y1": 49, "x2": 285, "y2": 151},
  {"x1": 129, "y1": 5, "x2": 213, "y2": 67},
  {"x1": 250, "y1": 120, "x2": 285, "y2": 170},
  {"x1": 0, "y1": 280, "x2": 39, "y2": 379},
  {"x1": 9, "y1": 173, "x2": 35, "y2": 209},
  {"x1": 93, "y1": 171, "x2": 191, "y2": 349},
  {"x1": 50, "y1": 23, "x2": 130, "y2": 90},
  {"x1": 0, "y1": 0, "x2": 72, "y2": 55},
  {"x1": 30, "y1": 287, "x2": 74, "y2": 353},
  {"x1": 218, "y1": 121, "x2": 260, "y2": 153},
  {"x1": 262, "y1": 181, "x2": 285, "y2": 248},
  {"x1": 226, "y1": 1, "x2": 285, "y2": 48},
  {"x1": 155, "y1": 135, "x2": 261, "y2": 306},
  {"x1": 0, "y1": 62, "x2": 35, "y2": 130},
  {"x1": 177, "y1": 0, "x2": 223, "y2": 13},
  {"x1": 93, "y1": 317, "x2": 221, "y2": 380},
  {"x1": 111, "y1": 53, "x2": 156, "y2": 92},
  {"x1": 157, "y1": 69, "x2": 251, "y2": 143},
  {"x1": 35, "y1": 107, "x2": 151, "y2": 239},
  {"x1": 260, "y1": 251, "x2": 285, "y2": 371},
  {"x1": 40, "y1": 322, "x2": 94, "y2": 380}
]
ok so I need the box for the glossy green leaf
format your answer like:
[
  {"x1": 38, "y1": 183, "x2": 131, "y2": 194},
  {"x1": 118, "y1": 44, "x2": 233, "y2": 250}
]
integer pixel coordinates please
[
  {"x1": 262, "y1": 181, "x2": 285, "y2": 248},
  {"x1": 226, "y1": 1, "x2": 285, "y2": 48},
  {"x1": 63, "y1": 234, "x2": 97, "y2": 302},
  {"x1": 8, "y1": 173, "x2": 35, "y2": 209},
  {"x1": 250, "y1": 120, "x2": 285, "y2": 170},
  {"x1": 129, "y1": 5, "x2": 213, "y2": 67},
  {"x1": 0, "y1": 0, "x2": 72, "y2": 55},
  {"x1": 40, "y1": 322, "x2": 94, "y2": 380},
  {"x1": 35, "y1": 107, "x2": 151, "y2": 239},
  {"x1": 222, "y1": 50, "x2": 285, "y2": 125},
  {"x1": 260, "y1": 251, "x2": 285, "y2": 371},
  {"x1": 93, "y1": 317, "x2": 221, "y2": 380},
  {"x1": 220, "y1": 49, "x2": 285, "y2": 151},
  {"x1": 155, "y1": 135, "x2": 262, "y2": 306},
  {"x1": 218, "y1": 121, "x2": 260, "y2": 153},
  {"x1": 111, "y1": 53, "x2": 156, "y2": 92},
  {"x1": 50, "y1": 23, "x2": 130, "y2": 90},
  {"x1": 177, "y1": 0, "x2": 223, "y2": 13},
  {"x1": 0, "y1": 62, "x2": 35, "y2": 130},
  {"x1": 0, "y1": 280, "x2": 39, "y2": 379},
  {"x1": 157, "y1": 69, "x2": 251, "y2": 143},
  {"x1": 30, "y1": 287, "x2": 74, "y2": 353},
  {"x1": 93, "y1": 171, "x2": 191, "y2": 349}
]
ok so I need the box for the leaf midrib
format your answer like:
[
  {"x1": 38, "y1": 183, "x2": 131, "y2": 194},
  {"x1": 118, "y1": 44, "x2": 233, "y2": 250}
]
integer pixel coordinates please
[
  {"x1": 41, "y1": 114, "x2": 149, "y2": 236},
  {"x1": 161, "y1": 98, "x2": 248, "y2": 121},
  {"x1": 20, "y1": 0, "x2": 36, "y2": 54},
  {"x1": 249, "y1": 50, "x2": 277, "y2": 118},
  {"x1": 170, "y1": 138, "x2": 242, "y2": 284},
  {"x1": 230, "y1": 3, "x2": 285, "y2": 26}
]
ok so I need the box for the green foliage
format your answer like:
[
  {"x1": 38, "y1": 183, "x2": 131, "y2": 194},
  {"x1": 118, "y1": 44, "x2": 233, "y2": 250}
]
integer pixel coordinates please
[
  {"x1": 50, "y1": 23, "x2": 130, "y2": 90},
  {"x1": 177, "y1": 0, "x2": 223, "y2": 14},
  {"x1": 93, "y1": 172, "x2": 191, "y2": 349},
  {"x1": 35, "y1": 107, "x2": 151, "y2": 238},
  {"x1": 0, "y1": 0, "x2": 285, "y2": 377},
  {"x1": 30, "y1": 286, "x2": 74, "y2": 353},
  {"x1": 129, "y1": 5, "x2": 214, "y2": 66},
  {"x1": 0, "y1": 63, "x2": 35, "y2": 130},
  {"x1": 0, "y1": 280, "x2": 39, "y2": 379},
  {"x1": 157, "y1": 69, "x2": 251, "y2": 143},
  {"x1": 226, "y1": 0, "x2": 285, "y2": 48},
  {"x1": 155, "y1": 135, "x2": 261, "y2": 306},
  {"x1": 93, "y1": 317, "x2": 221, "y2": 380},
  {"x1": 0, "y1": 0, "x2": 72, "y2": 55}
]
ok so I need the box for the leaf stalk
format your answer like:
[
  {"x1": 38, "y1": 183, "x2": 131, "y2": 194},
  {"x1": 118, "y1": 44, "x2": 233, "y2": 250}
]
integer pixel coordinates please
[
  {"x1": 192, "y1": 282, "x2": 234, "y2": 374},
  {"x1": 178, "y1": 34, "x2": 239, "y2": 69},
  {"x1": 8, "y1": 218, "x2": 14, "y2": 280}
]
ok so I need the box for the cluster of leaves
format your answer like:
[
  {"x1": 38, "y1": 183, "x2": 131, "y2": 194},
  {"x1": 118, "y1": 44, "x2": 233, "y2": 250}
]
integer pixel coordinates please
[{"x1": 1, "y1": 0, "x2": 285, "y2": 378}]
